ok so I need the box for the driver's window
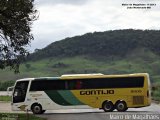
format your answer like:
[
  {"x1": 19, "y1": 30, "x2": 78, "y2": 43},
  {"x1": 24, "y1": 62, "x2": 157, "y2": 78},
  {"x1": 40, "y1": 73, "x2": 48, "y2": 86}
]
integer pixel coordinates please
[
  {"x1": 14, "y1": 89, "x2": 22, "y2": 97},
  {"x1": 14, "y1": 90, "x2": 18, "y2": 97},
  {"x1": 13, "y1": 81, "x2": 29, "y2": 103}
]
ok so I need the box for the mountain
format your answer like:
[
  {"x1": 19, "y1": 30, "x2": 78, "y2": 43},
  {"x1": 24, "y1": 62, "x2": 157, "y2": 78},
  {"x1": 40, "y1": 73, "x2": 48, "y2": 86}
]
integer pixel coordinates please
[
  {"x1": 1, "y1": 29, "x2": 160, "y2": 85},
  {"x1": 28, "y1": 29, "x2": 160, "y2": 61}
]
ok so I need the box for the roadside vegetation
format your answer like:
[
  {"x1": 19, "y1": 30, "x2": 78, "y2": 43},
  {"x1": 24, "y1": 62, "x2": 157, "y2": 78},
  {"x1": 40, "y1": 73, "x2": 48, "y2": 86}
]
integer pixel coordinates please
[
  {"x1": 0, "y1": 80, "x2": 15, "y2": 91},
  {"x1": 0, "y1": 96, "x2": 11, "y2": 102},
  {"x1": 152, "y1": 84, "x2": 160, "y2": 101}
]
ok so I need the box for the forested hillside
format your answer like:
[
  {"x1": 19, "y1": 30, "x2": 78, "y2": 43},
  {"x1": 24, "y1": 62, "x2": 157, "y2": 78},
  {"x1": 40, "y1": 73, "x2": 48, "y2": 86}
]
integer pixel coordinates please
[
  {"x1": 28, "y1": 29, "x2": 160, "y2": 61},
  {"x1": 2, "y1": 29, "x2": 159, "y2": 84}
]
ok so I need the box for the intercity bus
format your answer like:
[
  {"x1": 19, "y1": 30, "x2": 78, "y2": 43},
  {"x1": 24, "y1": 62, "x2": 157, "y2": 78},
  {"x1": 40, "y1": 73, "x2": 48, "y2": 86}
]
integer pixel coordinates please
[{"x1": 10, "y1": 73, "x2": 151, "y2": 114}]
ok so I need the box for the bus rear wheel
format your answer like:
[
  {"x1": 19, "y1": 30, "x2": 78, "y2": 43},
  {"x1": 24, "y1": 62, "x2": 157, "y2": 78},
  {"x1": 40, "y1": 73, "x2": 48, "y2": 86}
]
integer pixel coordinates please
[
  {"x1": 115, "y1": 101, "x2": 127, "y2": 112},
  {"x1": 31, "y1": 103, "x2": 43, "y2": 114},
  {"x1": 102, "y1": 101, "x2": 114, "y2": 112}
]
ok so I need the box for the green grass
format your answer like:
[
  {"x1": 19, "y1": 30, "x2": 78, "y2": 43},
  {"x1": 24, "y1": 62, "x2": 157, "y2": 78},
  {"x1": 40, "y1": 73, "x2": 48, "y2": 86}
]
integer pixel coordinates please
[
  {"x1": 0, "y1": 54, "x2": 160, "y2": 82},
  {"x1": 0, "y1": 96, "x2": 11, "y2": 102},
  {"x1": 0, "y1": 113, "x2": 46, "y2": 120}
]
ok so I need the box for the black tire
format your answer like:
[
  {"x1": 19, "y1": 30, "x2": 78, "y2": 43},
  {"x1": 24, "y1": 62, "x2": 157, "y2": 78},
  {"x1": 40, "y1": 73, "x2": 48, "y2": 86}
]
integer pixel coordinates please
[
  {"x1": 115, "y1": 101, "x2": 127, "y2": 112},
  {"x1": 102, "y1": 101, "x2": 114, "y2": 112},
  {"x1": 31, "y1": 103, "x2": 43, "y2": 114}
]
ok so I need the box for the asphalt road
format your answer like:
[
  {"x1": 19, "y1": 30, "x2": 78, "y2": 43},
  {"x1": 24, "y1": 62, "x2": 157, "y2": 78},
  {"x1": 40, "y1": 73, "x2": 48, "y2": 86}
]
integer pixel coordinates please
[
  {"x1": 38, "y1": 103, "x2": 160, "y2": 120},
  {"x1": 1, "y1": 102, "x2": 160, "y2": 120}
]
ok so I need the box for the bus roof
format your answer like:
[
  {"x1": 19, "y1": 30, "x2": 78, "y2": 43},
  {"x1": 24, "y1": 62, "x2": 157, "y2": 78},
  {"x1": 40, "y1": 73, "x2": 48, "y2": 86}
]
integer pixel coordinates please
[
  {"x1": 61, "y1": 73, "x2": 103, "y2": 77},
  {"x1": 16, "y1": 77, "x2": 60, "y2": 81},
  {"x1": 60, "y1": 73, "x2": 149, "y2": 79},
  {"x1": 15, "y1": 73, "x2": 149, "y2": 81}
]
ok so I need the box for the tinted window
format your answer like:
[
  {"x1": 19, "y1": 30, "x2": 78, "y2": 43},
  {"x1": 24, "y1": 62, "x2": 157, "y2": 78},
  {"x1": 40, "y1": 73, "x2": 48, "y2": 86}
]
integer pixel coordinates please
[
  {"x1": 30, "y1": 80, "x2": 65, "y2": 91},
  {"x1": 30, "y1": 77, "x2": 144, "y2": 91},
  {"x1": 13, "y1": 81, "x2": 29, "y2": 103},
  {"x1": 68, "y1": 77, "x2": 144, "y2": 90}
]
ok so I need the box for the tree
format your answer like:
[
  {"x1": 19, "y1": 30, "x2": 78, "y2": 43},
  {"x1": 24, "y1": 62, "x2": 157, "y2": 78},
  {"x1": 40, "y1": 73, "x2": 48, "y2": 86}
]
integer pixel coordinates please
[{"x1": 0, "y1": 0, "x2": 38, "y2": 73}]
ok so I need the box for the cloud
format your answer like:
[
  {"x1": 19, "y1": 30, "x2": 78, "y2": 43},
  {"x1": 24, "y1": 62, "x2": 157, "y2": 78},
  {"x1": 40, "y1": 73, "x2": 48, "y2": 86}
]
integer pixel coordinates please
[
  {"x1": 31, "y1": 0, "x2": 160, "y2": 51},
  {"x1": 35, "y1": 0, "x2": 89, "y2": 6}
]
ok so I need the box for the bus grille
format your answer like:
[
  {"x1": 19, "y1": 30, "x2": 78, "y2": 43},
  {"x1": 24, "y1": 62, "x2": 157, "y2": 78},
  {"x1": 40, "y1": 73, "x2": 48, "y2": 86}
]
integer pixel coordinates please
[{"x1": 133, "y1": 96, "x2": 144, "y2": 105}]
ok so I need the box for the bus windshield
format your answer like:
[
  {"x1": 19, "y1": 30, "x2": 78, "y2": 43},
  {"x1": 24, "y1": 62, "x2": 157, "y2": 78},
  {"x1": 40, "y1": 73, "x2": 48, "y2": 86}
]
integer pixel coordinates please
[{"x1": 13, "y1": 81, "x2": 29, "y2": 103}]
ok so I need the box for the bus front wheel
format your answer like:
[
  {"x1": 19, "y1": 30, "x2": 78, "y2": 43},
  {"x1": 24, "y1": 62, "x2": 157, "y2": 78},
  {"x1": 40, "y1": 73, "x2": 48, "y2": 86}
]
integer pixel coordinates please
[
  {"x1": 102, "y1": 101, "x2": 114, "y2": 112},
  {"x1": 31, "y1": 103, "x2": 43, "y2": 114},
  {"x1": 115, "y1": 101, "x2": 127, "y2": 112}
]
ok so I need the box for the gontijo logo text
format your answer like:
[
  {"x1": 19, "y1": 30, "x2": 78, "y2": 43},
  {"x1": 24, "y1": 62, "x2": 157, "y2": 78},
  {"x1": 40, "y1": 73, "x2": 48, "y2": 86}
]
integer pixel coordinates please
[{"x1": 80, "y1": 90, "x2": 114, "y2": 95}]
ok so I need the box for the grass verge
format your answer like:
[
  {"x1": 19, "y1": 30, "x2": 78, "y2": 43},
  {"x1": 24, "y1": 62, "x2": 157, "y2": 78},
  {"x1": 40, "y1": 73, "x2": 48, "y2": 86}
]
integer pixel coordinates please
[{"x1": 0, "y1": 96, "x2": 11, "y2": 102}]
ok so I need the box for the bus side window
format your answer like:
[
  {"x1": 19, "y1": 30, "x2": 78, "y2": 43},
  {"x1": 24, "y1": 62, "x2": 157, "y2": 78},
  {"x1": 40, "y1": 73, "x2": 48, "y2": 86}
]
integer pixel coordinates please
[
  {"x1": 68, "y1": 81, "x2": 75, "y2": 90},
  {"x1": 75, "y1": 80, "x2": 82, "y2": 89},
  {"x1": 68, "y1": 80, "x2": 83, "y2": 90}
]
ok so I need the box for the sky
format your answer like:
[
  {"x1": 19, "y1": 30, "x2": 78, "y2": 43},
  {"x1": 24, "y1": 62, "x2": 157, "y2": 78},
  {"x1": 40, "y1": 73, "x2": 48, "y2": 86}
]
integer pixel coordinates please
[{"x1": 29, "y1": 0, "x2": 160, "y2": 52}]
